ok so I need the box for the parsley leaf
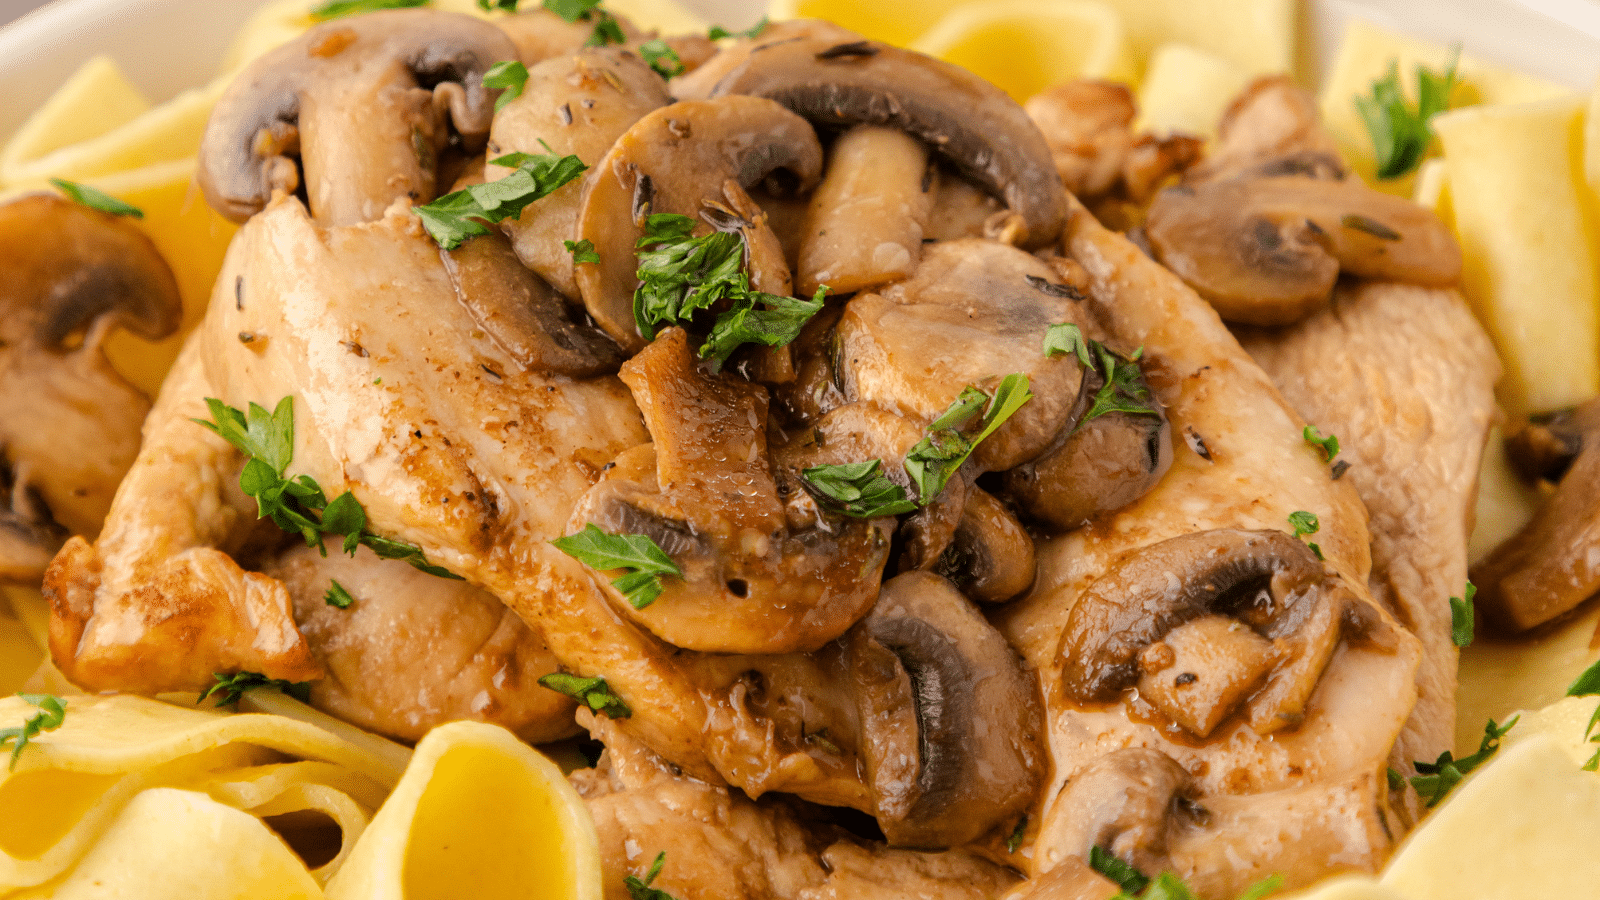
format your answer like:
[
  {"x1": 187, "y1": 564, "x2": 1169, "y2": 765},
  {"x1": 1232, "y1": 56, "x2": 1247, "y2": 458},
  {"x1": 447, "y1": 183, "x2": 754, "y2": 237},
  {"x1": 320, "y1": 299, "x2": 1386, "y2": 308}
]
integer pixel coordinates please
[
  {"x1": 708, "y1": 18, "x2": 767, "y2": 40},
  {"x1": 552, "y1": 523, "x2": 682, "y2": 609},
  {"x1": 538, "y1": 0, "x2": 626, "y2": 46},
  {"x1": 699, "y1": 286, "x2": 827, "y2": 371},
  {"x1": 543, "y1": 0, "x2": 600, "y2": 19},
  {"x1": 565, "y1": 238, "x2": 600, "y2": 265},
  {"x1": 200, "y1": 672, "x2": 312, "y2": 709},
  {"x1": 1409, "y1": 716, "x2": 1517, "y2": 807},
  {"x1": 51, "y1": 178, "x2": 143, "y2": 218},
  {"x1": 310, "y1": 0, "x2": 426, "y2": 19},
  {"x1": 477, "y1": 0, "x2": 518, "y2": 9},
  {"x1": 483, "y1": 60, "x2": 528, "y2": 112},
  {"x1": 1288, "y1": 510, "x2": 1323, "y2": 559},
  {"x1": 1005, "y1": 816, "x2": 1027, "y2": 853},
  {"x1": 0, "y1": 694, "x2": 66, "y2": 771},
  {"x1": 193, "y1": 397, "x2": 460, "y2": 580},
  {"x1": 1090, "y1": 847, "x2": 1149, "y2": 894},
  {"x1": 1387, "y1": 766, "x2": 1406, "y2": 791},
  {"x1": 904, "y1": 375, "x2": 1033, "y2": 502},
  {"x1": 539, "y1": 671, "x2": 631, "y2": 718},
  {"x1": 801, "y1": 460, "x2": 916, "y2": 518},
  {"x1": 1566, "y1": 660, "x2": 1600, "y2": 770},
  {"x1": 324, "y1": 580, "x2": 355, "y2": 609},
  {"x1": 1110, "y1": 872, "x2": 1282, "y2": 900},
  {"x1": 1356, "y1": 53, "x2": 1458, "y2": 180},
  {"x1": 1042, "y1": 322, "x2": 1093, "y2": 366},
  {"x1": 1082, "y1": 343, "x2": 1159, "y2": 425},
  {"x1": 1303, "y1": 425, "x2": 1340, "y2": 462},
  {"x1": 415, "y1": 151, "x2": 587, "y2": 249},
  {"x1": 624, "y1": 851, "x2": 675, "y2": 900},
  {"x1": 1450, "y1": 582, "x2": 1476, "y2": 647},
  {"x1": 639, "y1": 39, "x2": 684, "y2": 78}
]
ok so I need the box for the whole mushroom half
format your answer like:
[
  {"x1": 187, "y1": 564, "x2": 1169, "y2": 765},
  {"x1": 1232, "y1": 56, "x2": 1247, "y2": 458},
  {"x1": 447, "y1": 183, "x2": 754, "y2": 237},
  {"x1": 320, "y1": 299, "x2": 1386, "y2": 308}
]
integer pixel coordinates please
[
  {"x1": 0, "y1": 193, "x2": 181, "y2": 581},
  {"x1": 199, "y1": 8, "x2": 516, "y2": 225},
  {"x1": 674, "y1": 21, "x2": 1067, "y2": 248}
]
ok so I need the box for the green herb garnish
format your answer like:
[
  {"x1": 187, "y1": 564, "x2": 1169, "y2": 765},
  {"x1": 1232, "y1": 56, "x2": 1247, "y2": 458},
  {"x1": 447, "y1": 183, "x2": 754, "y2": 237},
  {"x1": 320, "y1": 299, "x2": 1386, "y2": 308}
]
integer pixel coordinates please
[
  {"x1": 904, "y1": 375, "x2": 1032, "y2": 502},
  {"x1": 193, "y1": 397, "x2": 459, "y2": 580},
  {"x1": 800, "y1": 459, "x2": 916, "y2": 518},
  {"x1": 415, "y1": 150, "x2": 587, "y2": 249},
  {"x1": 483, "y1": 60, "x2": 528, "y2": 112},
  {"x1": 538, "y1": 0, "x2": 625, "y2": 46},
  {"x1": 1450, "y1": 582, "x2": 1476, "y2": 647},
  {"x1": 50, "y1": 178, "x2": 143, "y2": 218},
  {"x1": 1110, "y1": 872, "x2": 1282, "y2": 900},
  {"x1": 538, "y1": 671, "x2": 631, "y2": 718},
  {"x1": 699, "y1": 286, "x2": 827, "y2": 371},
  {"x1": 1408, "y1": 716, "x2": 1517, "y2": 807},
  {"x1": 1565, "y1": 659, "x2": 1600, "y2": 770},
  {"x1": 310, "y1": 0, "x2": 426, "y2": 20},
  {"x1": 1355, "y1": 53, "x2": 1458, "y2": 179},
  {"x1": 708, "y1": 18, "x2": 767, "y2": 40},
  {"x1": 1288, "y1": 510, "x2": 1323, "y2": 560},
  {"x1": 623, "y1": 851, "x2": 676, "y2": 900},
  {"x1": 0, "y1": 695, "x2": 66, "y2": 771},
  {"x1": 1387, "y1": 766, "x2": 1406, "y2": 791},
  {"x1": 1005, "y1": 816, "x2": 1027, "y2": 853},
  {"x1": 1043, "y1": 323, "x2": 1159, "y2": 427},
  {"x1": 565, "y1": 238, "x2": 600, "y2": 265},
  {"x1": 1303, "y1": 425, "x2": 1340, "y2": 462},
  {"x1": 477, "y1": 0, "x2": 517, "y2": 9},
  {"x1": 200, "y1": 672, "x2": 312, "y2": 709},
  {"x1": 324, "y1": 580, "x2": 355, "y2": 609},
  {"x1": 639, "y1": 39, "x2": 684, "y2": 78},
  {"x1": 1042, "y1": 322, "x2": 1092, "y2": 366},
  {"x1": 1090, "y1": 847, "x2": 1149, "y2": 894},
  {"x1": 552, "y1": 523, "x2": 682, "y2": 609}
]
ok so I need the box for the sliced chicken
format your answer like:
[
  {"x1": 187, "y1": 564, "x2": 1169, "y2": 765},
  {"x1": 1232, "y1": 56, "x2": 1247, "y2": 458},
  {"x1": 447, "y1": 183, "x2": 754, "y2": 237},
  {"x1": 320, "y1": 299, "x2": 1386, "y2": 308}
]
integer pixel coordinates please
[{"x1": 1240, "y1": 281, "x2": 1500, "y2": 786}]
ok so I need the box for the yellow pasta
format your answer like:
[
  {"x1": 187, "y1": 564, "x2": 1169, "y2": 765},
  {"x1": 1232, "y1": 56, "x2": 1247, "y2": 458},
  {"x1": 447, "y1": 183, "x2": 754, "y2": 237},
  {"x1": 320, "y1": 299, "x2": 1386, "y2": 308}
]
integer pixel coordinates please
[
  {"x1": 0, "y1": 57, "x2": 149, "y2": 182},
  {"x1": 1135, "y1": 42, "x2": 1252, "y2": 140},
  {"x1": 908, "y1": 1, "x2": 1134, "y2": 102}
]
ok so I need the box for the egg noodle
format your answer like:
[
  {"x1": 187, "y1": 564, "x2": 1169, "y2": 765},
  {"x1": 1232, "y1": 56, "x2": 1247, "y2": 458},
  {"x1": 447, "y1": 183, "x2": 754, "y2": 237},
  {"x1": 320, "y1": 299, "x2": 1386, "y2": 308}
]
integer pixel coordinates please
[{"x1": 2, "y1": 0, "x2": 1599, "y2": 897}]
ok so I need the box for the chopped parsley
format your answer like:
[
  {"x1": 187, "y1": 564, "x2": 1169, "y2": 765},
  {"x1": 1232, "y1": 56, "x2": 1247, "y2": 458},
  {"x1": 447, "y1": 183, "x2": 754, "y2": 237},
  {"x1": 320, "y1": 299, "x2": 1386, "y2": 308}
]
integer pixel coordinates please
[
  {"x1": 1408, "y1": 716, "x2": 1517, "y2": 807},
  {"x1": 200, "y1": 672, "x2": 312, "y2": 709},
  {"x1": 632, "y1": 213, "x2": 825, "y2": 370},
  {"x1": 1042, "y1": 322, "x2": 1092, "y2": 365},
  {"x1": 552, "y1": 523, "x2": 682, "y2": 609},
  {"x1": 1356, "y1": 53, "x2": 1458, "y2": 179},
  {"x1": 624, "y1": 851, "x2": 676, "y2": 900},
  {"x1": 1043, "y1": 323, "x2": 1159, "y2": 428},
  {"x1": 1, "y1": 694, "x2": 66, "y2": 771},
  {"x1": 310, "y1": 0, "x2": 426, "y2": 20},
  {"x1": 1303, "y1": 425, "x2": 1340, "y2": 463},
  {"x1": 1565, "y1": 658, "x2": 1600, "y2": 770},
  {"x1": 538, "y1": 672, "x2": 631, "y2": 718},
  {"x1": 477, "y1": 0, "x2": 517, "y2": 8},
  {"x1": 1090, "y1": 847, "x2": 1149, "y2": 894},
  {"x1": 50, "y1": 178, "x2": 142, "y2": 218},
  {"x1": 1005, "y1": 816, "x2": 1027, "y2": 853},
  {"x1": 324, "y1": 580, "x2": 355, "y2": 609},
  {"x1": 415, "y1": 150, "x2": 587, "y2": 249},
  {"x1": 1108, "y1": 871, "x2": 1282, "y2": 900},
  {"x1": 904, "y1": 374, "x2": 1033, "y2": 502},
  {"x1": 1387, "y1": 766, "x2": 1406, "y2": 791},
  {"x1": 1450, "y1": 582, "x2": 1476, "y2": 647},
  {"x1": 800, "y1": 460, "x2": 917, "y2": 518},
  {"x1": 193, "y1": 397, "x2": 459, "y2": 580},
  {"x1": 708, "y1": 18, "x2": 767, "y2": 40},
  {"x1": 565, "y1": 238, "x2": 600, "y2": 265},
  {"x1": 639, "y1": 39, "x2": 684, "y2": 78},
  {"x1": 482, "y1": 60, "x2": 528, "y2": 112},
  {"x1": 1288, "y1": 510, "x2": 1323, "y2": 560},
  {"x1": 536, "y1": 0, "x2": 625, "y2": 46}
]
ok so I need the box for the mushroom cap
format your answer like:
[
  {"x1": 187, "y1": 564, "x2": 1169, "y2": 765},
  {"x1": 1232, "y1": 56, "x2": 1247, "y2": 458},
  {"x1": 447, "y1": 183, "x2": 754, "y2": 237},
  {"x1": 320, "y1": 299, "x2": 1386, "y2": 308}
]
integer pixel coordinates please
[
  {"x1": 676, "y1": 24, "x2": 1067, "y2": 248},
  {"x1": 198, "y1": 8, "x2": 516, "y2": 224},
  {"x1": 1037, "y1": 747, "x2": 1192, "y2": 878},
  {"x1": 849, "y1": 571, "x2": 1044, "y2": 848},
  {"x1": 574, "y1": 95, "x2": 824, "y2": 351}
]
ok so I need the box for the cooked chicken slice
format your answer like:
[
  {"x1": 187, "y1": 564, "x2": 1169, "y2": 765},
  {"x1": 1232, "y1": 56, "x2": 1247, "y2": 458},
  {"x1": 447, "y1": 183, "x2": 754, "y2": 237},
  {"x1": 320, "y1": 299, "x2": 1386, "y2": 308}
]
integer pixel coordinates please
[
  {"x1": 573, "y1": 711, "x2": 1021, "y2": 900},
  {"x1": 1240, "y1": 281, "x2": 1500, "y2": 780},
  {"x1": 263, "y1": 543, "x2": 579, "y2": 743},
  {"x1": 998, "y1": 201, "x2": 1422, "y2": 897}
]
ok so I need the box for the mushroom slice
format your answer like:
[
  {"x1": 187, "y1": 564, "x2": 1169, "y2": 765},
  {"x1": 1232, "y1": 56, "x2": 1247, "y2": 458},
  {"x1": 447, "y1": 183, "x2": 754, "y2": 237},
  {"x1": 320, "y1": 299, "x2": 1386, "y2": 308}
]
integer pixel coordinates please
[
  {"x1": 1056, "y1": 529, "x2": 1352, "y2": 735},
  {"x1": 489, "y1": 48, "x2": 671, "y2": 299},
  {"x1": 567, "y1": 329, "x2": 892, "y2": 654},
  {"x1": 0, "y1": 193, "x2": 181, "y2": 580},
  {"x1": 847, "y1": 571, "x2": 1043, "y2": 848},
  {"x1": 1003, "y1": 361, "x2": 1173, "y2": 531},
  {"x1": 1474, "y1": 399, "x2": 1600, "y2": 630},
  {"x1": 1144, "y1": 175, "x2": 1462, "y2": 326},
  {"x1": 835, "y1": 239, "x2": 1088, "y2": 472},
  {"x1": 932, "y1": 486, "x2": 1035, "y2": 604},
  {"x1": 676, "y1": 26, "x2": 1067, "y2": 248},
  {"x1": 573, "y1": 96, "x2": 824, "y2": 350},
  {"x1": 440, "y1": 231, "x2": 623, "y2": 377},
  {"x1": 1189, "y1": 75, "x2": 1345, "y2": 184},
  {"x1": 199, "y1": 8, "x2": 516, "y2": 225},
  {"x1": 1035, "y1": 747, "x2": 1193, "y2": 878}
]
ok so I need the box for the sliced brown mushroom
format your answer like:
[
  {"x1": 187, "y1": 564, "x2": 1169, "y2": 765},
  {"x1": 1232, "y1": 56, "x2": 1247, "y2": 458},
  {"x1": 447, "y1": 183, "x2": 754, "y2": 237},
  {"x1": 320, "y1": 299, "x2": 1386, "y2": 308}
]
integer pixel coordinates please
[
  {"x1": 440, "y1": 230, "x2": 623, "y2": 376},
  {"x1": 999, "y1": 857, "x2": 1120, "y2": 900},
  {"x1": 199, "y1": 8, "x2": 516, "y2": 225},
  {"x1": 1474, "y1": 399, "x2": 1600, "y2": 630},
  {"x1": 0, "y1": 193, "x2": 182, "y2": 581},
  {"x1": 1144, "y1": 175, "x2": 1462, "y2": 326},
  {"x1": 567, "y1": 328, "x2": 892, "y2": 653},
  {"x1": 1036, "y1": 748, "x2": 1193, "y2": 878},
  {"x1": 489, "y1": 48, "x2": 671, "y2": 299},
  {"x1": 1056, "y1": 529, "x2": 1352, "y2": 735},
  {"x1": 834, "y1": 239, "x2": 1088, "y2": 472},
  {"x1": 1003, "y1": 361, "x2": 1173, "y2": 531},
  {"x1": 847, "y1": 571, "x2": 1043, "y2": 847},
  {"x1": 674, "y1": 24, "x2": 1067, "y2": 248},
  {"x1": 573, "y1": 96, "x2": 824, "y2": 350},
  {"x1": 932, "y1": 486, "x2": 1035, "y2": 604},
  {"x1": 1188, "y1": 75, "x2": 1345, "y2": 184}
]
